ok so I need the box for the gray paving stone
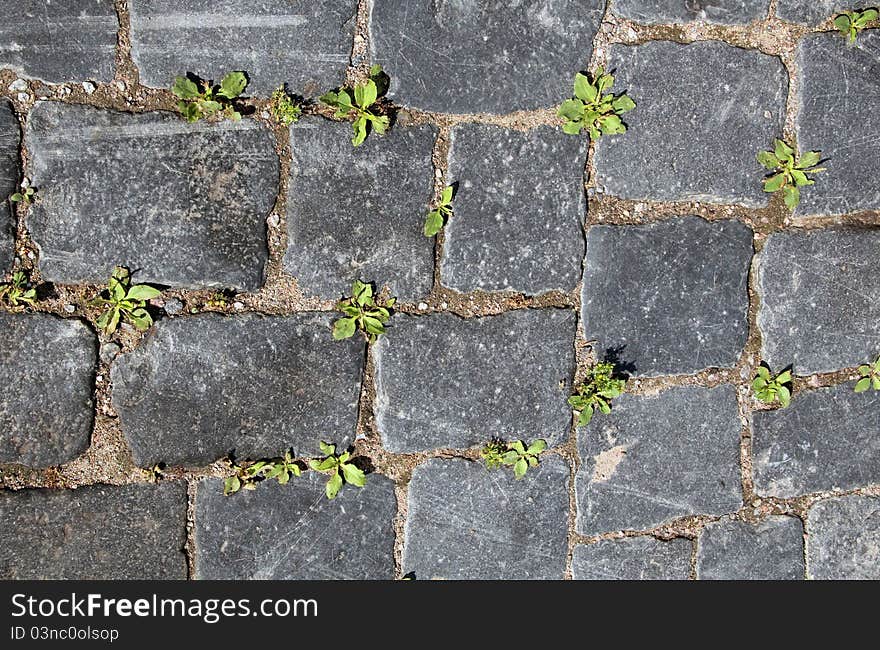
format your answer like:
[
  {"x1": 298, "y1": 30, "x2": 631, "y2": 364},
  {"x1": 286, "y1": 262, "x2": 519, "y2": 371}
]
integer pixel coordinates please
[
  {"x1": 111, "y1": 314, "x2": 364, "y2": 467},
  {"x1": 757, "y1": 229, "x2": 880, "y2": 373},
  {"x1": 374, "y1": 310, "x2": 576, "y2": 453},
  {"x1": 593, "y1": 41, "x2": 786, "y2": 206},
  {"x1": 25, "y1": 103, "x2": 278, "y2": 291},
  {"x1": 0, "y1": 313, "x2": 96, "y2": 467},
  {"x1": 284, "y1": 119, "x2": 435, "y2": 301},
  {"x1": 576, "y1": 386, "x2": 742, "y2": 535},
  {"x1": 696, "y1": 516, "x2": 805, "y2": 579},
  {"x1": 440, "y1": 124, "x2": 586, "y2": 295},
  {"x1": 130, "y1": 0, "x2": 357, "y2": 95},
  {"x1": 195, "y1": 474, "x2": 396, "y2": 579},
  {"x1": 403, "y1": 457, "x2": 569, "y2": 579},
  {"x1": 0, "y1": 99, "x2": 18, "y2": 273},
  {"x1": 582, "y1": 217, "x2": 753, "y2": 377},
  {"x1": 371, "y1": 0, "x2": 604, "y2": 114},
  {"x1": 795, "y1": 32, "x2": 880, "y2": 216},
  {"x1": 0, "y1": 482, "x2": 187, "y2": 579},
  {"x1": 776, "y1": 1, "x2": 850, "y2": 25},
  {"x1": 0, "y1": 0, "x2": 117, "y2": 84},
  {"x1": 807, "y1": 495, "x2": 880, "y2": 579},
  {"x1": 753, "y1": 383, "x2": 880, "y2": 498},
  {"x1": 614, "y1": 0, "x2": 770, "y2": 24},
  {"x1": 572, "y1": 537, "x2": 692, "y2": 580}
]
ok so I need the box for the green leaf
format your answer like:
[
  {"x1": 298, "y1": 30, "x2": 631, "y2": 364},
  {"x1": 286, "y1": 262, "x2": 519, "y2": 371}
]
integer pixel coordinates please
[
  {"x1": 558, "y1": 98, "x2": 585, "y2": 122},
  {"x1": 863, "y1": 9, "x2": 880, "y2": 22},
  {"x1": 756, "y1": 151, "x2": 779, "y2": 170},
  {"x1": 126, "y1": 284, "x2": 162, "y2": 301},
  {"x1": 774, "y1": 139, "x2": 794, "y2": 162},
  {"x1": 224, "y1": 475, "x2": 241, "y2": 496},
  {"x1": 783, "y1": 185, "x2": 800, "y2": 210},
  {"x1": 180, "y1": 102, "x2": 201, "y2": 122},
  {"x1": 501, "y1": 450, "x2": 520, "y2": 465},
  {"x1": 612, "y1": 94, "x2": 636, "y2": 113},
  {"x1": 527, "y1": 439, "x2": 547, "y2": 455},
  {"x1": 855, "y1": 377, "x2": 872, "y2": 393},
  {"x1": 104, "y1": 309, "x2": 120, "y2": 335},
  {"x1": 579, "y1": 404, "x2": 594, "y2": 426},
  {"x1": 10, "y1": 193, "x2": 23, "y2": 202},
  {"x1": 776, "y1": 370, "x2": 792, "y2": 384},
  {"x1": 599, "y1": 114, "x2": 624, "y2": 135},
  {"x1": 352, "y1": 117, "x2": 368, "y2": 146},
  {"x1": 341, "y1": 462, "x2": 366, "y2": 487},
  {"x1": 357, "y1": 79, "x2": 378, "y2": 108},
  {"x1": 834, "y1": 15, "x2": 852, "y2": 34},
  {"x1": 172, "y1": 76, "x2": 200, "y2": 99},
  {"x1": 763, "y1": 173, "x2": 786, "y2": 193},
  {"x1": 332, "y1": 317, "x2": 356, "y2": 340},
  {"x1": 510, "y1": 440, "x2": 526, "y2": 454},
  {"x1": 798, "y1": 151, "x2": 821, "y2": 168},
  {"x1": 562, "y1": 120, "x2": 583, "y2": 135},
  {"x1": 440, "y1": 185, "x2": 454, "y2": 205},
  {"x1": 325, "y1": 472, "x2": 343, "y2": 499},
  {"x1": 219, "y1": 71, "x2": 247, "y2": 99},
  {"x1": 573, "y1": 73, "x2": 597, "y2": 103},
  {"x1": 319, "y1": 441, "x2": 335, "y2": 456},
  {"x1": 777, "y1": 384, "x2": 791, "y2": 408},
  {"x1": 424, "y1": 209, "x2": 444, "y2": 237},
  {"x1": 128, "y1": 307, "x2": 153, "y2": 331},
  {"x1": 513, "y1": 458, "x2": 528, "y2": 480}
]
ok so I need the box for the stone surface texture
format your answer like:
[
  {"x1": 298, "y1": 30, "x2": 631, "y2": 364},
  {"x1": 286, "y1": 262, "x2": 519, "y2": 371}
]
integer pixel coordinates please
[
  {"x1": 0, "y1": 483, "x2": 187, "y2": 579},
  {"x1": 441, "y1": 124, "x2": 587, "y2": 294},
  {"x1": 576, "y1": 386, "x2": 742, "y2": 535},
  {"x1": 0, "y1": 313, "x2": 96, "y2": 467},
  {"x1": 26, "y1": 103, "x2": 278, "y2": 291},
  {"x1": 374, "y1": 310, "x2": 576, "y2": 452},
  {"x1": 371, "y1": 0, "x2": 604, "y2": 114},
  {"x1": 696, "y1": 516, "x2": 805, "y2": 580},
  {"x1": 195, "y1": 474, "x2": 396, "y2": 579},
  {"x1": 757, "y1": 229, "x2": 880, "y2": 373},
  {"x1": 403, "y1": 457, "x2": 569, "y2": 579},
  {"x1": 593, "y1": 41, "x2": 787, "y2": 206},
  {"x1": 129, "y1": 0, "x2": 357, "y2": 95},
  {"x1": 0, "y1": 99, "x2": 18, "y2": 273},
  {"x1": 614, "y1": 0, "x2": 770, "y2": 24},
  {"x1": 808, "y1": 495, "x2": 880, "y2": 579},
  {"x1": 111, "y1": 314, "x2": 364, "y2": 467},
  {"x1": 284, "y1": 119, "x2": 435, "y2": 301},
  {"x1": 582, "y1": 217, "x2": 753, "y2": 376},
  {"x1": 572, "y1": 537, "x2": 692, "y2": 580},
  {"x1": 776, "y1": 1, "x2": 850, "y2": 25}
]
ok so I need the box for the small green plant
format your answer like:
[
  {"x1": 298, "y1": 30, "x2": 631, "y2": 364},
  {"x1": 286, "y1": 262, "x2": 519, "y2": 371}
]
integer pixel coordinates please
[
  {"x1": 481, "y1": 439, "x2": 548, "y2": 479},
  {"x1": 568, "y1": 362, "x2": 626, "y2": 426},
  {"x1": 204, "y1": 290, "x2": 233, "y2": 310},
  {"x1": 309, "y1": 442, "x2": 365, "y2": 500},
  {"x1": 424, "y1": 185, "x2": 454, "y2": 237},
  {"x1": 752, "y1": 365, "x2": 792, "y2": 408},
  {"x1": 834, "y1": 8, "x2": 878, "y2": 43},
  {"x1": 10, "y1": 180, "x2": 35, "y2": 204},
  {"x1": 757, "y1": 139, "x2": 826, "y2": 210},
  {"x1": 91, "y1": 266, "x2": 161, "y2": 335},
  {"x1": 172, "y1": 71, "x2": 247, "y2": 123},
  {"x1": 270, "y1": 85, "x2": 301, "y2": 125},
  {"x1": 558, "y1": 68, "x2": 635, "y2": 139},
  {"x1": 480, "y1": 439, "x2": 507, "y2": 469},
  {"x1": 855, "y1": 355, "x2": 880, "y2": 393},
  {"x1": 320, "y1": 65, "x2": 390, "y2": 146},
  {"x1": 0, "y1": 271, "x2": 37, "y2": 307},
  {"x1": 224, "y1": 450, "x2": 302, "y2": 496},
  {"x1": 332, "y1": 279, "x2": 396, "y2": 343}
]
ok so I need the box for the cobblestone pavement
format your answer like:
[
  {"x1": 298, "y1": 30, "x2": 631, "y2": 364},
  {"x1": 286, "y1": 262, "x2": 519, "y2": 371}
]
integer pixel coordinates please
[{"x1": 0, "y1": 0, "x2": 878, "y2": 580}]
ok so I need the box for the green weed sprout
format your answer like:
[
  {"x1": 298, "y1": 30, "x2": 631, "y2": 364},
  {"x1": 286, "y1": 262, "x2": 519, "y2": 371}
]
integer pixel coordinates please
[
  {"x1": 558, "y1": 68, "x2": 635, "y2": 139},
  {"x1": 320, "y1": 65, "x2": 390, "y2": 146},
  {"x1": 309, "y1": 442, "x2": 366, "y2": 500},
  {"x1": 91, "y1": 266, "x2": 161, "y2": 335},
  {"x1": 752, "y1": 365, "x2": 792, "y2": 408},
  {"x1": 757, "y1": 139, "x2": 825, "y2": 210},
  {"x1": 172, "y1": 71, "x2": 248, "y2": 122},
  {"x1": 568, "y1": 362, "x2": 626, "y2": 426}
]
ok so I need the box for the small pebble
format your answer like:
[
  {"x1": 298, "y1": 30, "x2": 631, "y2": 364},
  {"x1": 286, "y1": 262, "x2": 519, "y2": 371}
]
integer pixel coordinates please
[
  {"x1": 8, "y1": 79, "x2": 27, "y2": 92},
  {"x1": 16, "y1": 93, "x2": 29, "y2": 103},
  {"x1": 100, "y1": 341, "x2": 122, "y2": 364},
  {"x1": 233, "y1": 301, "x2": 245, "y2": 311},
  {"x1": 64, "y1": 304, "x2": 76, "y2": 314},
  {"x1": 764, "y1": 110, "x2": 772, "y2": 119},
  {"x1": 417, "y1": 302, "x2": 428, "y2": 311},
  {"x1": 82, "y1": 81, "x2": 96, "y2": 94},
  {"x1": 163, "y1": 297, "x2": 184, "y2": 315},
  {"x1": 440, "y1": 301, "x2": 448, "y2": 309},
  {"x1": 267, "y1": 213, "x2": 280, "y2": 228}
]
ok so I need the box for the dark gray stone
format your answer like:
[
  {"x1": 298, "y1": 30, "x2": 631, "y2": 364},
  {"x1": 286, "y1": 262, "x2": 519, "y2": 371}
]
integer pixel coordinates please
[
  {"x1": 576, "y1": 386, "x2": 742, "y2": 535},
  {"x1": 753, "y1": 383, "x2": 880, "y2": 498},
  {"x1": 403, "y1": 457, "x2": 569, "y2": 579},
  {"x1": 795, "y1": 33, "x2": 880, "y2": 216},
  {"x1": 757, "y1": 229, "x2": 880, "y2": 373},
  {"x1": 371, "y1": 0, "x2": 604, "y2": 114},
  {"x1": 614, "y1": 0, "x2": 770, "y2": 24},
  {"x1": 26, "y1": 103, "x2": 278, "y2": 291},
  {"x1": 777, "y1": 1, "x2": 850, "y2": 25},
  {"x1": 582, "y1": 217, "x2": 753, "y2": 376},
  {"x1": 0, "y1": 99, "x2": 18, "y2": 273},
  {"x1": 572, "y1": 537, "x2": 692, "y2": 580},
  {"x1": 0, "y1": 0, "x2": 117, "y2": 83},
  {"x1": 593, "y1": 41, "x2": 786, "y2": 206},
  {"x1": 696, "y1": 516, "x2": 805, "y2": 579},
  {"x1": 111, "y1": 314, "x2": 364, "y2": 467},
  {"x1": 130, "y1": 0, "x2": 357, "y2": 95},
  {"x1": 195, "y1": 474, "x2": 396, "y2": 579},
  {"x1": 807, "y1": 495, "x2": 880, "y2": 579},
  {"x1": 0, "y1": 313, "x2": 96, "y2": 467},
  {"x1": 284, "y1": 119, "x2": 435, "y2": 301},
  {"x1": 440, "y1": 124, "x2": 586, "y2": 294},
  {"x1": 0, "y1": 482, "x2": 187, "y2": 579},
  {"x1": 374, "y1": 310, "x2": 576, "y2": 452}
]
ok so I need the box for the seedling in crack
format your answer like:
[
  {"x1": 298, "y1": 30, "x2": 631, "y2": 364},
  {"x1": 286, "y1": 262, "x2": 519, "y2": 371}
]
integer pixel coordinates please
[
  {"x1": 834, "y1": 8, "x2": 878, "y2": 43},
  {"x1": 480, "y1": 439, "x2": 508, "y2": 470},
  {"x1": 9, "y1": 179, "x2": 35, "y2": 205},
  {"x1": 332, "y1": 279, "x2": 396, "y2": 343},
  {"x1": 855, "y1": 355, "x2": 880, "y2": 393},
  {"x1": 320, "y1": 65, "x2": 390, "y2": 146},
  {"x1": 558, "y1": 68, "x2": 635, "y2": 139},
  {"x1": 172, "y1": 71, "x2": 248, "y2": 123},
  {"x1": 224, "y1": 450, "x2": 302, "y2": 496},
  {"x1": 568, "y1": 361, "x2": 626, "y2": 426},
  {"x1": 309, "y1": 442, "x2": 365, "y2": 500},
  {"x1": 757, "y1": 139, "x2": 825, "y2": 210},
  {"x1": 752, "y1": 364, "x2": 792, "y2": 408},
  {"x1": 424, "y1": 185, "x2": 454, "y2": 237},
  {"x1": 0, "y1": 270, "x2": 37, "y2": 307},
  {"x1": 481, "y1": 439, "x2": 547, "y2": 479},
  {"x1": 91, "y1": 266, "x2": 161, "y2": 335},
  {"x1": 270, "y1": 85, "x2": 302, "y2": 125}
]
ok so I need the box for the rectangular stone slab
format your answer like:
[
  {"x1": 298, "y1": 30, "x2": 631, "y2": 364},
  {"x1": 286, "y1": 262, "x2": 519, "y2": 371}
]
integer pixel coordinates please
[
  {"x1": 129, "y1": 0, "x2": 357, "y2": 96},
  {"x1": 0, "y1": 99, "x2": 19, "y2": 273},
  {"x1": 776, "y1": 1, "x2": 849, "y2": 25},
  {"x1": 25, "y1": 102, "x2": 278, "y2": 291},
  {"x1": 572, "y1": 537, "x2": 692, "y2": 580},
  {"x1": 374, "y1": 309, "x2": 577, "y2": 452},
  {"x1": 0, "y1": 313, "x2": 96, "y2": 467},
  {"x1": 807, "y1": 495, "x2": 880, "y2": 579},
  {"x1": 753, "y1": 383, "x2": 880, "y2": 498},
  {"x1": 0, "y1": 0, "x2": 117, "y2": 83},
  {"x1": 613, "y1": 0, "x2": 770, "y2": 24},
  {"x1": 111, "y1": 314, "x2": 364, "y2": 467},
  {"x1": 195, "y1": 474, "x2": 396, "y2": 579},
  {"x1": 0, "y1": 482, "x2": 187, "y2": 579},
  {"x1": 696, "y1": 516, "x2": 805, "y2": 580}
]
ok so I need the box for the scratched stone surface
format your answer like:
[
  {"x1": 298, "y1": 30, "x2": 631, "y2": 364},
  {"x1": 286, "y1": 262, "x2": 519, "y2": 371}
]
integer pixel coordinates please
[
  {"x1": 613, "y1": 0, "x2": 770, "y2": 24},
  {"x1": 0, "y1": 99, "x2": 18, "y2": 273},
  {"x1": 572, "y1": 537, "x2": 692, "y2": 580},
  {"x1": 696, "y1": 516, "x2": 805, "y2": 580},
  {"x1": 776, "y1": 1, "x2": 851, "y2": 25},
  {"x1": 807, "y1": 495, "x2": 880, "y2": 579}
]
